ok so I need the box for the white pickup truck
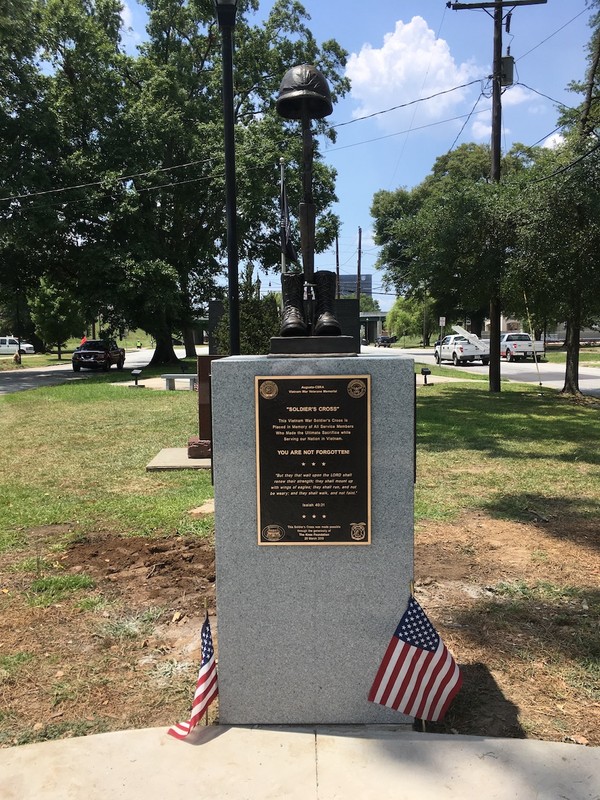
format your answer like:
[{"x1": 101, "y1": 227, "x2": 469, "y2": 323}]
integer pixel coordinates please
[
  {"x1": 500, "y1": 332, "x2": 544, "y2": 362},
  {"x1": 434, "y1": 325, "x2": 490, "y2": 366}
]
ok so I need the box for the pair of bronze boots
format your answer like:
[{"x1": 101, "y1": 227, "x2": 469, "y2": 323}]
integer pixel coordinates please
[{"x1": 280, "y1": 270, "x2": 341, "y2": 337}]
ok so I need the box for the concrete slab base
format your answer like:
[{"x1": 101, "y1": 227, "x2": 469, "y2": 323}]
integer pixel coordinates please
[
  {"x1": 146, "y1": 448, "x2": 211, "y2": 471},
  {"x1": 0, "y1": 725, "x2": 597, "y2": 800}
]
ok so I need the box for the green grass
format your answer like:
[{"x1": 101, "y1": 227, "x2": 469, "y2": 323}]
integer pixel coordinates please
[
  {"x1": 0, "y1": 380, "x2": 213, "y2": 551},
  {"x1": 2, "y1": 373, "x2": 597, "y2": 543},
  {"x1": 414, "y1": 382, "x2": 600, "y2": 523},
  {"x1": 414, "y1": 360, "x2": 488, "y2": 381},
  {"x1": 27, "y1": 574, "x2": 96, "y2": 606},
  {"x1": 0, "y1": 652, "x2": 33, "y2": 679},
  {"x1": 543, "y1": 348, "x2": 600, "y2": 367}
]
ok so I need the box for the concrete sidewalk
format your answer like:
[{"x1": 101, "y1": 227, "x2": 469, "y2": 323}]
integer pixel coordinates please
[{"x1": 0, "y1": 725, "x2": 598, "y2": 799}]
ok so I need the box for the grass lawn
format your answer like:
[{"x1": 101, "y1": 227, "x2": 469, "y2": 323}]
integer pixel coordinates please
[
  {"x1": 0, "y1": 377, "x2": 598, "y2": 746},
  {"x1": 544, "y1": 348, "x2": 600, "y2": 367},
  {"x1": 0, "y1": 380, "x2": 212, "y2": 550},
  {"x1": 2, "y1": 376, "x2": 597, "y2": 553},
  {"x1": 414, "y1": 382, "x2": 600, "y2": 523}
]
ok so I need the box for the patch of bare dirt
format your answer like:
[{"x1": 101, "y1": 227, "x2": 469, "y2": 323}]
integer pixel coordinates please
[
  {"x1": 0, "y1": 514, "x2": 598, "y2": 747},
  {"x1": 415, "y1": 512, "x2": 599, "y2": 745}
]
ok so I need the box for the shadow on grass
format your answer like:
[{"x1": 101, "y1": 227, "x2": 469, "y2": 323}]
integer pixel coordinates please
[
  {"x1": 422, "y1": 663, "x2": 526, "y2": 739},
  {"x1": 482, "y1": 494, "x2": 600, "y2": 551},
  {"x1": 417, "y1": 385, "x2": 600, "y2": 467},
  {"x1": 453, "y1": 588, "x2": 600, "y2": 683}
]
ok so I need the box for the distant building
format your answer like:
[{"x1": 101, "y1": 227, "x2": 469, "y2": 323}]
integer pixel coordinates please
[{"x1": 338, "y1": 274, "x2": 372, "y2": 297}]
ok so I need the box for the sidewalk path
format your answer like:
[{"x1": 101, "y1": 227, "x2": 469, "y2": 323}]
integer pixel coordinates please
[{"x1": 0, "y1": 725, "x2": 597, "y2": 799}]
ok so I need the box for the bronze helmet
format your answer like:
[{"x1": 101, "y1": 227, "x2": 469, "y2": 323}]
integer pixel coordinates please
[{"x1": 276, "y1": 64, "x2": 333, "y2": 120}]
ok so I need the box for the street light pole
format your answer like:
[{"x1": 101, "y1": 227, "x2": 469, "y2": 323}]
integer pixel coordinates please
[{"x1": 215, "y1": 0, "x2": 240, "y2": 356}]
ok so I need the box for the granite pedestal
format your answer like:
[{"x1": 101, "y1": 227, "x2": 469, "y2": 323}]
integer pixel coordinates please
[{"x1": 211, "y1": 355, "x2": 414, "y2": 724}]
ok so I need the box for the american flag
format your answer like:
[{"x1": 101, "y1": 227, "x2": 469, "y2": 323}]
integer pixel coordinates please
[
  {"x1": 167, "y1": 612, "x2": 218, "y2": 739},
  {"x1": 368, "y1": 596, "x2": 462, "y2": 722}
]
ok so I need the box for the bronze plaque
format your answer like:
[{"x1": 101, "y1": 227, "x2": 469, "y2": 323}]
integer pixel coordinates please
[{"x1": 255, "y1": 375, "x2": 371, "y2": 545}]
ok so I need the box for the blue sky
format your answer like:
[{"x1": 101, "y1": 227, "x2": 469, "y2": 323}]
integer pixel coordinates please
[{"x1": 121, "y1": 1, "x2": 592, "y2": 310}]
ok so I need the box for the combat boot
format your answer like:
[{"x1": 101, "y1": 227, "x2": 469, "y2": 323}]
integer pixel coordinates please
[
  {"x1": 313, "y1": 270, "x2": 342, "y2": 336},
  {"x1": 280, "y1": 272, "x2": 308, "y2": 336}
]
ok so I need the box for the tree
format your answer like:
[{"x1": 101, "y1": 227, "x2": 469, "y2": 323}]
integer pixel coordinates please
[
  {"x1": 3, "y1": 0, "x2": 349, "y2": 366},
  {"x1": 385, "y1": 295, "x2": 436, "y2": 345},
  {"x1": 29, "y1": 278, "x2": 85, "y2": 358},
  {"x1": 507, "y1": 145, "x2": 600, "y2": 395},
  {"x1": 371, "y1": 145, "x2": 528, "y2": 344},
  {"x1": 0, "y1": 0, "x2": 62, "y2": 341},
  {"x1": 503, "y1": 4, "x2": 600, "y2": 394},
  {"x1": 215, "y1": 265, "x2": 280, "y2": 355},
  {"x1": 104, "y1": 0, "x2": 349, "y2": 363},
  {"x1": 343, "y1": 293, "x2": 381, "y2": 312}
]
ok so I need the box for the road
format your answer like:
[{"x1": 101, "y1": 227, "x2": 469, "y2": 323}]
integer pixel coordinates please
[
  {"x1": 2, "y1": 345, "x2": 600, "y2": 398},
  {"x1": 361, "y1": 344, "x2": 600, "y2": 398},
  {"x1": 0, "y1": 348, "x2": 163, "y2": 395}
]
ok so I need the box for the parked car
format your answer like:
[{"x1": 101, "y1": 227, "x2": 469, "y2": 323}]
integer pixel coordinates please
[
  {"x1": 435, "y1": 328, "x2": 490, "y2": 365},
  {"x1": 375, "y1": 334, "x2": 395, "y2": 347},
  {"x1": 72, "y1": 339, "x2": 125, "y2": 372},
  {"x1": 500, "y1": 332, "x2": 544, "y2": 361},
  {"x1": 0, "y1": 336, "x2": 35, "y2": 355}
]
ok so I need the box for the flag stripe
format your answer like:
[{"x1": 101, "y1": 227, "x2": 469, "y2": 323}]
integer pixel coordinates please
[
  {"x1": 384, "y1": 646, "x2": 424, "y2": 709},
  {"x1": 395, "y1": 648, "x2": 432, "y2": 713},
  {"x1": 429, "y1": 660, "x2": 463, "y2": 721},
  {"x1": 368, "y1": 637, "x2": 404, "y2": 704},
  {"x1": 415, "y1": 645, "x2": 453, "y2": 719},
  {"x1": 405, "y1": 642, "x2": 450, "y2": 718}
]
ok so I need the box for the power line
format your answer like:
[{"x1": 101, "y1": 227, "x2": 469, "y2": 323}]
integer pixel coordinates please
[
  {"x1": 516, "y1": 7, "x2": 588, "y2": 62},
  {"x1": 515, "y1": 81, "x2": 576, "y2": 109},
  {"x1": 448, "y1": 92, "x2": 486, "y2": 151},
  {"x1": 330, "y1": 79, "x2": 484, "y2": 129},
  {"x1": 0, "y1": 157, "x2": 217, "y2": 204}
]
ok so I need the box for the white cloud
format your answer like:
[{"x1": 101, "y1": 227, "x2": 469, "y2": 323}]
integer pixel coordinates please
[
  {"x1": 471, "y1": 119, "x2": 492, "y2": 142},
  {"x1": 542, "y1": 132, "x2": 565, "y2": 149},
  {"x1": 501, "y1": 84, "x2": 537, "y2": 108},
  {"x1": 345, "y1": 17, "x2": 480, "y2": 130},
  {"x1": 120, "y1": 1, "x2": 143, "y2": 49},
  {"x1": 120, "y1": 1, "x2": 134, "y2": 30}
]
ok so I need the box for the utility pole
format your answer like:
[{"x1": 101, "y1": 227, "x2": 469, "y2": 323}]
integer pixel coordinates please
[
  {"x1": 335, "y1": 233, "x2": 340, "y2": 299},
  {"x1": 356, "y1": 227, "x2": 362, "y2": 305},
  {"x1": 447, "y1": 0, "x2": 547, "y2": 392}
]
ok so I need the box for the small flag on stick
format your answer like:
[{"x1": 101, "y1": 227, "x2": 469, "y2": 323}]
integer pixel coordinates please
[
  {"x1": 167, "y1": 611, "x2": 218, "y2": 740},
  {"x1": 368, "y1": 595, "x2": 462, "y2": 722}
]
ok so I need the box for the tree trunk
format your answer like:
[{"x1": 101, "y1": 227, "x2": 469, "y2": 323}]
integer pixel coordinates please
[
  {"x1": 562, "y1": 316, "x2": 581, "y2": 395},
  {"x1": 488, "y1": 296, "x2": 502, "y2": 393},
  {"x1": 149, "y1": 330, "x2": 179, "y2": 365},
  {"x1": 57, "y1": 343, "x2": 62, "y2": 360},
  {"x1": 183, "y1": 323, "x2": 196, "y2": 358}
]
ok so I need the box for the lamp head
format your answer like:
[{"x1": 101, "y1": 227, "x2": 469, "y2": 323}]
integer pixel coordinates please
[{"x1": 214, "y1": 0, "x2": 238, "y2": 28}]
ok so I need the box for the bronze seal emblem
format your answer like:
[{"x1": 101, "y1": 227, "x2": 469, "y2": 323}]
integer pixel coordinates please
[
  {"x1": 347, "y1": 379, "x2": 366, "y2": 399},
  {"x1": 350, "y1": 522, "x2": 367, "y2": 541},
  {"x1": 262, "y1": 524, "x2": 285, "y2": 542},
  {"x1": 259, "y1": 380, "x2": 279, "y2": 400}
]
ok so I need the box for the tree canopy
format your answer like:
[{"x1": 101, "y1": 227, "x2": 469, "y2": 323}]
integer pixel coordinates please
[{"x1": 0, "y1": 0, "x2": 349, "y2": 362}]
